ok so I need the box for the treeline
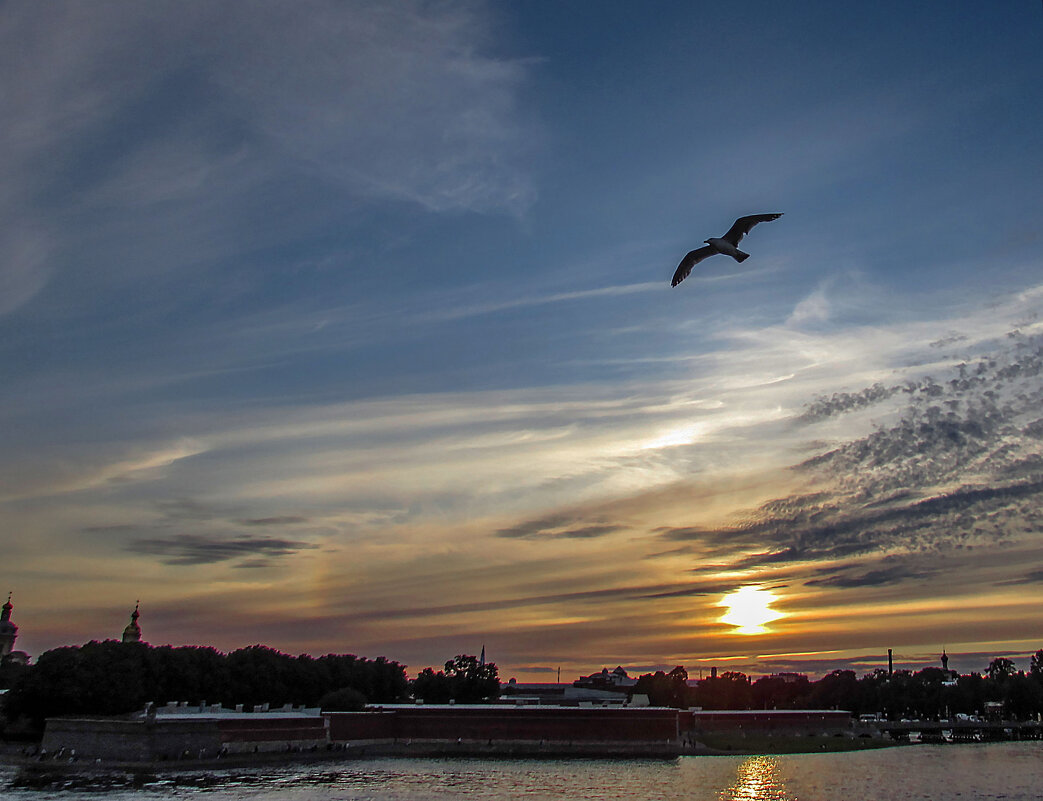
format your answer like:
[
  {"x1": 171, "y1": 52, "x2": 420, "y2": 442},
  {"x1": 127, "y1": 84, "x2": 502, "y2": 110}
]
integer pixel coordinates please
[
  {"x1": 634, "y1": 652, "x2": 1043, "y2": 720},
  {"x1": 2, "y1": 640, "x2": 408, "y2": 728}
]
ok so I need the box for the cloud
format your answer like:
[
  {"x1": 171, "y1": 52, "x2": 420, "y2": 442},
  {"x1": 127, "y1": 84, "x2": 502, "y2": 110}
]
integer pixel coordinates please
[
  {"x1": 0, "y1": 225, "x2": 50, "y2": 316},
  {"x1": 997, "y1": 567, "x2": 1043, "y2": 586},
  {"x1": 494, "y1": 513, "x2": 626, "y2": 540},
  {"x1": 651, "y1": 328, "x2": 1043, "y2": 572},
  {"x1": 240, "y1": 516, "x2": 310, "y2": 526},
  {"x1": 0, "y1": 0, "x2": 538, "y2": 317},
  {"x1": 217, "y1": 0, "x2": 538, "y2": 214},
  {"x1": 805, "y1": 564, "x2": 938, "y2": 588},
  {"x1": 797, "y1": 382, "x2": 903, "y2": 423},
  {"x1": 127, "y1": 534, "x2": 319, "y2": 566},
  {"x1": 423, "y1": 282, "x2": 663, "y2": 323}
]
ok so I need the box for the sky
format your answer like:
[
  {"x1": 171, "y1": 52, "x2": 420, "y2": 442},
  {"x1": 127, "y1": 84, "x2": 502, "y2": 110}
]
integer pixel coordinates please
[{"x1": 2, "y1": 0, "x2": 1042, "y2": 683}]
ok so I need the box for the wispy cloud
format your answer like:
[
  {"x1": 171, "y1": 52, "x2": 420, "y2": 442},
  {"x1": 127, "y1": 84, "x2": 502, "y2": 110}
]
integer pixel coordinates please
[
  {"x1": 0, "y1": 0, "x2": 538, "y2": 319},
  {"x1": 423, "y1": 282, "x2": 664, "y2": 323},
  {"x1": 127, "y1": 534, "x2": 319, "y2": 566}
]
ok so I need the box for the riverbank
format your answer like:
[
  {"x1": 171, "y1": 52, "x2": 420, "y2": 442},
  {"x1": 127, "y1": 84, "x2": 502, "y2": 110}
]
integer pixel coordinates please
[{"x1": 2, "y1": 733, "x2": 900, "y2": 783}]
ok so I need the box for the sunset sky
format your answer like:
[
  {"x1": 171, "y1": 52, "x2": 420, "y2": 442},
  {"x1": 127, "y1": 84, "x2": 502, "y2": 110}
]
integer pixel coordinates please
[{"x1": 3, "y1": 1, "x2": 1042, "y2": 682}]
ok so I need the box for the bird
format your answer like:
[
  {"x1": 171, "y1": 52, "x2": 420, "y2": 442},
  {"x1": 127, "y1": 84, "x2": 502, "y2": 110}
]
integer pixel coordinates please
[{"x1": 671, "y1": 213, "x2": 783, "y2": 287}]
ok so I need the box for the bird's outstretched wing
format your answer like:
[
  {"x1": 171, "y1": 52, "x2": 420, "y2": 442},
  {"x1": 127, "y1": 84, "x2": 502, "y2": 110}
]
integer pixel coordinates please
[
  {"x1": 722, "y1": 213, "x2": 783, "y2": 246},
  {"x1": 671, "y1": 245, "x2": 715, "y2": 287}
]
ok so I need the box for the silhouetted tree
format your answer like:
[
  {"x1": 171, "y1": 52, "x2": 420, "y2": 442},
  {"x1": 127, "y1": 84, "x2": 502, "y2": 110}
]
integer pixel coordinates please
[
  {"x1": 1029, "y1": 650, "x2": 1043, "y2": 680},
  {"x1": 318, "y1": 686, "x2": 367, "y2": 711},
  {"x1": 444, "y1": 654, "x2": 500, "y2": 702},
  {"x1": 0, "y1": 657, "x2": 28, "y2": 691},
  {"x1": 410, "y1": 655, "x2": 499, "y2": 703},
  {"x1": 987, "y1": 657, "x2": 1017, "y2": 682},
  {"x1": 696, "y1": 671, "x2": 752, "y2": 710},
  {"x1": 411, "y1": 667, "x2": 453, "y2": 703},
  {"x1": 751, "y1": 673, "x2": 811, "y2": 710},
  {"x1": 633, "y1": 666, "x2": 690, "y2": 707}
]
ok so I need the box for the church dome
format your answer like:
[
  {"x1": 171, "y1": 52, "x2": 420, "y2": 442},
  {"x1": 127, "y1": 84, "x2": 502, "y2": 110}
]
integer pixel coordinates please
[
  {"x1": 122, "y1": 602, "x2": 142, "y2": 643},
  {"x1": 0, "y1": 594, "x2": 17, "y2": 634}
]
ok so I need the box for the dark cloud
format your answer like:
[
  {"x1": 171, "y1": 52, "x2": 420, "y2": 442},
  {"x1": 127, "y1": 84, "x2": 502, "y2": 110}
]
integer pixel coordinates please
[
  {"x1": 127, "y1": 534, "x2": 319, "y2": 565},
  {"x1": 494, "y1": 514, "x2": 572, "y2": 539},
  {"x1": 153, "y1": 498, "x2": 229, "y2": 521},
  {"x1": 655, "y1": 526, "x2": 726, "y2": 542},
  {"x1": 239, "y1": 516, "x2": 309, "y2": 526},
  {"x1": 798, "y1": 382, "x2": 902, "y2": 423},
  {"x1": 85, "y1": 497, "x2": 320, "y2": 567},
  {"x1": 997, "y1": 567, "x2": 1043, "y2": 586},
  {"x1": 930, "y1": 334, "x2": 968, "y2": 349},
  {"x1": 643, "y1": 545, "x2": 697, "y2": 560},
  {"x1": 637, "y1": 581, "x2": 739, "y2": 600},
  {"x1": 805, "y1": 564, "x2": 938, "y2": 588},
  {"x1": 81, "y1": 523, "x2": 140, "y2": 534},
  {"x1": 495, "y1": 514, "x2": 625, "y2": 540}
]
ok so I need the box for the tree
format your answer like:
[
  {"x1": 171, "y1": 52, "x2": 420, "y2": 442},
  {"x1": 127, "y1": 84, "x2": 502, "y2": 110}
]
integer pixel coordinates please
[
  {"x1": 751, "y1": 673, "x2": 811, "y2": 710},
  {"x1": 1029, "y1": 649, "x2": 1043, "y2": 680},
  {"x1": 633, "y1": 666, "x2": 690, "y2": 708},
  {"x1": 696, "y1": 671, "x2": 752, "y2": 710},
  {"x1": 411, "y1": 655, "x2": 500, "y2": 704},
  {"x1": 444, "y1": 654, "x2": 500, "y2": 703},
  {"x1": 318, "y1": 687, "x2": 367, "y2": 711},
  {"x1": 411, "y1": 667, "x2": 453, "y2": 703},
  {"x1": 986, "y1": 657, "x2": 1016, "y2": 682}
]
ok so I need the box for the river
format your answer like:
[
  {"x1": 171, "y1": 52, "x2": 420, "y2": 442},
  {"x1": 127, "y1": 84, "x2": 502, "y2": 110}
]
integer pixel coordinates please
[{"x1": 2, "y1": 742, "x2": 1040, "y2": 800}]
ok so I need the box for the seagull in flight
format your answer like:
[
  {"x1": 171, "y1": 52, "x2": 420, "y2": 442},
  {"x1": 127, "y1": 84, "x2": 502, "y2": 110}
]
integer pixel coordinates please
[{"x1": 671, "y1": 213, "x2": 783, "y2": 287}]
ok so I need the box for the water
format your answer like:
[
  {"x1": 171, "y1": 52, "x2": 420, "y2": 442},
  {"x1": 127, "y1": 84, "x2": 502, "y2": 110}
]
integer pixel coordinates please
[{"x1": 2, "y1": 743, "x2": 1041, "y2": 800}]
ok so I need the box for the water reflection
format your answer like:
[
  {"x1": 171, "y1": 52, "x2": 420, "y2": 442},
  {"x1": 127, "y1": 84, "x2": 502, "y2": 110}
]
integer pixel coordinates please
[{"x1": 720, "y1": 755, "x2": 794, "y2": 801}]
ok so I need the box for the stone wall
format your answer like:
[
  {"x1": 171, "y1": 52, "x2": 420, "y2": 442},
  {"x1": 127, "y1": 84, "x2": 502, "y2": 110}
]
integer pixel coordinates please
[
  {"x1": 42, "y1": 715, "x2": 330, "y2": 760},
  {"x1": 42, "y1": 718, "x2": 219, "y2": 761}
]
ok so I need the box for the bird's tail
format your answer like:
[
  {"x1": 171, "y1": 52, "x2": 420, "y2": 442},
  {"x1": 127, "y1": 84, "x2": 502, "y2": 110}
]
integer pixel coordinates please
[{"x1": 733, "y1": 250, "x2": 750, "y2": 263}]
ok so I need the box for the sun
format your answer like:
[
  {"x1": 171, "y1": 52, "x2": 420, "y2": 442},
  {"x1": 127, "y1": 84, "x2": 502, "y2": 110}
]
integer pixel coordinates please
[{"x1": 719, "y1": 586, "x2": 784, "y2": 635}]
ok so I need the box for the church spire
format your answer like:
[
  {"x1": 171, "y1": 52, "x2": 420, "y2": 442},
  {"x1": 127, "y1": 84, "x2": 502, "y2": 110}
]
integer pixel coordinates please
[{"x1": 122, "y1": 601, "x2": 142, "y2": 644}]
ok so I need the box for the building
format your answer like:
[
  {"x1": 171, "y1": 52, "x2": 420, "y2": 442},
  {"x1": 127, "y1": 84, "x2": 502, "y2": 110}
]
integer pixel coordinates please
[
  {"x1": 122, "y1": 602, "x2": 143, "y2": 644},
  {"x1": 0, "y1": 593, "x2": 28, "y2": 666},
  {"x1": 573, "y1": 666, "x2": 636, "y2": 691}
]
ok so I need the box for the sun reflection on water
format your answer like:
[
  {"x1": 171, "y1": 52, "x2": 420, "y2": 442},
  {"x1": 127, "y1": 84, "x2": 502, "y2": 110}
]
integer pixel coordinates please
[{"x1": 720, "y1": 755, "x2": 795, "y2": 801}]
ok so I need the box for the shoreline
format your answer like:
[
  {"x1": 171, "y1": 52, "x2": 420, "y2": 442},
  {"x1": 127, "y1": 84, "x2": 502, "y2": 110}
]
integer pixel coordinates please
[{"x1": 2, "y1": 735, "x2": 902, "y2": 778}]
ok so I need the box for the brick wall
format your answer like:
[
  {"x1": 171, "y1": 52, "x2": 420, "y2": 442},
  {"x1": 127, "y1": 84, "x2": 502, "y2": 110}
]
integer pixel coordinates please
[{"x1": 326, "y1": 707, "x2": 680, "y2": 743}]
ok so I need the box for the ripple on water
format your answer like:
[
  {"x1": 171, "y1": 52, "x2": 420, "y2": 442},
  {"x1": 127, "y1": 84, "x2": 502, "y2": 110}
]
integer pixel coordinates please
[{"x1": 3, "y1": 743, "x2": 1041, "y2": 801}]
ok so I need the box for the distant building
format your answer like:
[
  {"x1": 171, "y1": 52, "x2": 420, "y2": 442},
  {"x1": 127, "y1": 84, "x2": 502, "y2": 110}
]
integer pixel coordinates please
[
  {"x1": 574, "y1": 666, "x2": 636, "y2": 691},
  {"x1": 0, "y1": 594, "x2": 17, "y2": 658},
  {"x1": 122, "y1": 602, "x2": 143, "y2": 644},
  {"x1": 770, "y1": 672, "x2": 808, "y2": 684},
  {"x1": 0, "y1": 593, "x2": 28, "y2": 666}
]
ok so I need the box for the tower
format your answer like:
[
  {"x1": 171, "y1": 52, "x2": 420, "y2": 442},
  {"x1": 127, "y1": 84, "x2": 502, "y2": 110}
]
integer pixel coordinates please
[
  {"x1": 941, "y1": 650, "x2": 949, "y2": 672},
  {"x1": 0, "y1": 593, "x2": 18, "y2": 658},
  {"x1": 122, "y1": 602, "x2": 142, "y2": 644}
]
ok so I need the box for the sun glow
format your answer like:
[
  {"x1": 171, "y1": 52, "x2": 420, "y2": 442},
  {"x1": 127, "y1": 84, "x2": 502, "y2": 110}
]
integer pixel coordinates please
[{"x1": 719, "y1": 586, "x2": 784, "y2": 635}]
